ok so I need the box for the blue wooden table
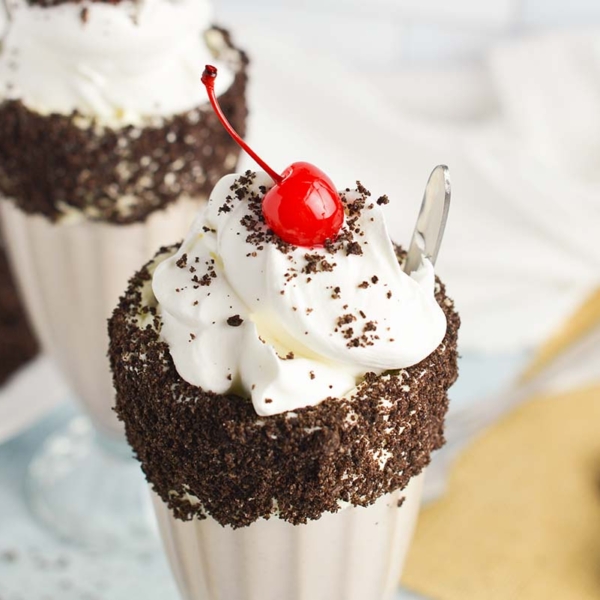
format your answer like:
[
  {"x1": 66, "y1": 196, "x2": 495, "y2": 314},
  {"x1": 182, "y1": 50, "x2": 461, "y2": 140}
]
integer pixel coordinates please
[
  {"x1": 1, "y1": 349, "x2": 531, "y2": 598},
  {"x1": 0, "y1": 403, "x2": 427, "y2": 600}
]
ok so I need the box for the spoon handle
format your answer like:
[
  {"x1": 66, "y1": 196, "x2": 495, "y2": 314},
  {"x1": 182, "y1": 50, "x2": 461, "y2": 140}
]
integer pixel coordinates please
[{"x1": 404, "y1": 165, "x2": 451, "y2": 275}]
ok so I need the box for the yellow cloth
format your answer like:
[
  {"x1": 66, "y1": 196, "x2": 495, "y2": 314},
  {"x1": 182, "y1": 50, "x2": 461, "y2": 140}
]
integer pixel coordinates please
[
  {"x1": 520, "y1": 288, "x2": 600, "y2": 383},
  {"x1": 402, "y1": 385, "x2": 600, "y2": 600}
]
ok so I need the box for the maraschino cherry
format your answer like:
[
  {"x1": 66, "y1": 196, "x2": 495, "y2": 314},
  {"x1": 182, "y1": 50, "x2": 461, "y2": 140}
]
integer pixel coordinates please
[{"x1": 201, "y1": 65, "x2": 344, "y2": 247}]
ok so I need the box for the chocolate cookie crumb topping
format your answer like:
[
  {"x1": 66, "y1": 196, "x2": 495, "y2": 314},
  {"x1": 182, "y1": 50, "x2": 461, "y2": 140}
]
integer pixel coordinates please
[
  {"x1": 0, "y1": 28, "x2": 248, "y2": 225},
  {"x1": 109, "y1": 244, "x2": 460, "y2": 529}
]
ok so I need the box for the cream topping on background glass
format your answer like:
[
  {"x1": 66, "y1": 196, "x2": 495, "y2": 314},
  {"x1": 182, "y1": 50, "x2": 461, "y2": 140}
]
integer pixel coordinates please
[
  {"x1": 0, "y1": 0, "x2": 234, "y2": 126},
  {"x1": 153, "y1": 171, "x2": 447, "y2": 416}
]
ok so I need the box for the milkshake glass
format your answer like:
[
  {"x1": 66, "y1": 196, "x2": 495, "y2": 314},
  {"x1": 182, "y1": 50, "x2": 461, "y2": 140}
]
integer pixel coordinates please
[
  {"x1": 152, "y1": 476, "x2": 425, "y2": 600},
  {"x1": 109, "y1": 169, "x2": 460, "y2": 597},
  {"x1": 0, "y1": 0, "x2": 248, "y2": 548}
]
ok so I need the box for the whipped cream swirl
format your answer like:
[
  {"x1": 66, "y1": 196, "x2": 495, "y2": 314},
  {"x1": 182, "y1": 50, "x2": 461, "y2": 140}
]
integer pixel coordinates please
[
  {"x1": 0, "y1": 0, "x2": 234, "y2": 126},
  {"x1": 153, "y1": 172, "x2": 447, "y2": 416}
]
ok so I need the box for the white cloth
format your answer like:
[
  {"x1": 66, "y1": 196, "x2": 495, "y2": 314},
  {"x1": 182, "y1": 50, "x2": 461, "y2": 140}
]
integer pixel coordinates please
[{"x1": 228, "y1": 24, "x2": 600, "y2": 358}]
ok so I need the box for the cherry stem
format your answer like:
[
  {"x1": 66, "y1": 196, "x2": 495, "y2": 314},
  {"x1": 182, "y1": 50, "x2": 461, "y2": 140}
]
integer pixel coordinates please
[{"x1": 201, "y1": 65, "x2": 282, "y2": 184}]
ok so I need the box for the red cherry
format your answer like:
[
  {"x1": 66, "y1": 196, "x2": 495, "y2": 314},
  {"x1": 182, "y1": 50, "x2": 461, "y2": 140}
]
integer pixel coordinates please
[
  {"x1": 262, "y1": 161, "x2": 343, "y2": 246},
  {"x1": 201, "y1": 65, "x2": 344, "y2": 247}
]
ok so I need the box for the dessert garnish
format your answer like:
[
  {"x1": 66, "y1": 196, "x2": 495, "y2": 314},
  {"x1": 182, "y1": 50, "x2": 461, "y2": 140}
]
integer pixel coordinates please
[{"x1": 201, "y1": 65, "x2": 344, "y2": 247}]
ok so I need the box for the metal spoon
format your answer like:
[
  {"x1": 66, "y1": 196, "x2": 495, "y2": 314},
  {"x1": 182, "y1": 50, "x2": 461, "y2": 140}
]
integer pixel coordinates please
[{"x1": 403, "y1": 165, "x2": 451, "y2": 275}]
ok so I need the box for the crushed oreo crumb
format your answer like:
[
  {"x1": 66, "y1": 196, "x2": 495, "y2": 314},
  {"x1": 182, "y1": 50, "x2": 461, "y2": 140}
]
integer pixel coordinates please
[
  {"x1": 109, "y1": 244, "x2": 460, "y2": 529},
  {"x1": 346, "y1": 242, "x2": 363, "y2": 256},
  {"x1": 0, "y1": 28, "x2": 248, "y2": 225},
  {"x1": 226, "y1": 315, "x2": 243, "y2": 327}
]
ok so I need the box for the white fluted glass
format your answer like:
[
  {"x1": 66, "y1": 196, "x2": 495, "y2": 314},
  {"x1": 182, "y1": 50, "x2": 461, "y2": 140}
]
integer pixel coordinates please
[
  {"x1": 0, "y1": 198, "x2": 202, "y2": 439},
  {"x1": 152, "y1": 473, "x2": 425, "y2": 600},
  {"x1": 0, "y1": 197, "x2": 203, "y2": 548}
]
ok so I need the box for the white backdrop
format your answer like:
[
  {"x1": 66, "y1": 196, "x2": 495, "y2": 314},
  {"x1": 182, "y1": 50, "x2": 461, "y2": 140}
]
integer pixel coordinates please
[{"x1": 211, "y1": 1, "x2": 600, "y2": 361}]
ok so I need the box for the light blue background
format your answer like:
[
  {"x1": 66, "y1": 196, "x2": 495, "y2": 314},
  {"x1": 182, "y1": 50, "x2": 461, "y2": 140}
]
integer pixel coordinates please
[{"x1": 0, "y1": 349, "x2": 528, "y2": 599}]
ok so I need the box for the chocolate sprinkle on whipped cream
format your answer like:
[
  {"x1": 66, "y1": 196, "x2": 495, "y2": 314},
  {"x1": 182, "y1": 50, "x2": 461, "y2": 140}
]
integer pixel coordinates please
[{"x1": 150, "y1": 173, "x2": 447, "y2": 416}]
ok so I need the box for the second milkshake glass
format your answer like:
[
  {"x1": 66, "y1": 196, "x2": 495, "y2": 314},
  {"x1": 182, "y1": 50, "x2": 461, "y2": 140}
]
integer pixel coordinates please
[
  {"x1": 152, "y1": 476, "x2": 425, "y2": 600},
  {"x1": 1, "y1": 199, "x2": 205, "y2": 548},
  {"x1": 0, "y1": 0, "x2": 248, "y2": 550}
]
